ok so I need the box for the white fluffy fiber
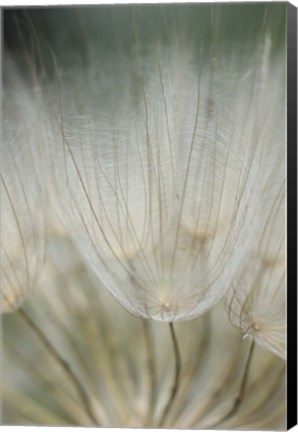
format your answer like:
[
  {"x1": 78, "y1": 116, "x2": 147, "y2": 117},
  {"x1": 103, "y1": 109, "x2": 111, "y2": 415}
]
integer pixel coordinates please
[{"x1": 42, "y1": 35, "x2": 285, "y2": 324}]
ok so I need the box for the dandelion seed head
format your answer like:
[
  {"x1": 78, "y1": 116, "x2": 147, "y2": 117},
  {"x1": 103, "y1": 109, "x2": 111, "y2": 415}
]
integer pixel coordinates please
[{"x1": 2, "y1": 5, "x2": 287, "y2": 428}]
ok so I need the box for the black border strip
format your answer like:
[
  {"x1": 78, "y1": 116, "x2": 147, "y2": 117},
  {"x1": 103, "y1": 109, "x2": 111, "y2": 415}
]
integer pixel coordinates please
[{"x1": 287, "y1": 2, "x2": 297, "y2": 430}]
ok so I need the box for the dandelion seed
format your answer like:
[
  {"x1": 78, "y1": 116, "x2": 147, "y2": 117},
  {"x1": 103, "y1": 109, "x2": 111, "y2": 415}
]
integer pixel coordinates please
[
  {"x1": 223, "y1": 42, "x2": 286, "y2": 359},
  {"x1": 1, "y1": 57, "x2": 46, "y2": 313},
  {"x1": 226, "y1": 181, "x2": 286, "y2": 359},
  {"x1": 43, "y1": 29, "x2": 284, "y2": 323}
]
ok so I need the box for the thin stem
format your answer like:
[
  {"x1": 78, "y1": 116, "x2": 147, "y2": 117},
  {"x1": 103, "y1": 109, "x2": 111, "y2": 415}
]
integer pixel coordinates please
[
  {"x1": 210, "y1": 339, "x2": 255, "y2": 428},
  {"x1": 142, "y1": 319, "x2": 157, "y2": 426},
  {"x1": 17, "y1": 307, "x2": 99, "y2": 425},
  {"x1": 158, "y1": 322, "x2": 181, "y2": 428}
]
